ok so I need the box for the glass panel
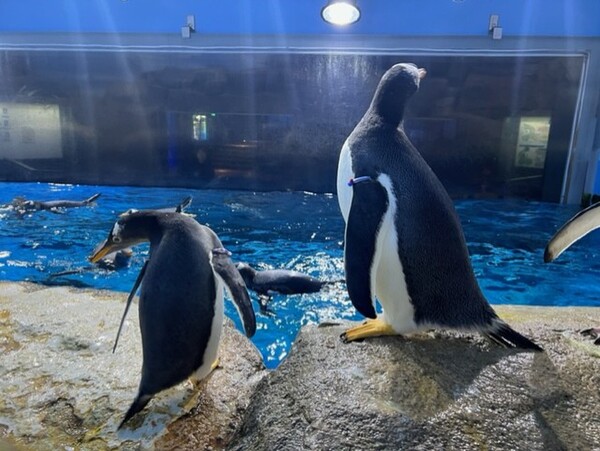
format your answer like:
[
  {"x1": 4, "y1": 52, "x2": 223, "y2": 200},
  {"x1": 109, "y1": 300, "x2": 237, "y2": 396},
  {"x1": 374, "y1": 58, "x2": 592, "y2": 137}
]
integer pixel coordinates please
[{"x1": 0, "y1": 51, "x2": 584, "y2": 201}]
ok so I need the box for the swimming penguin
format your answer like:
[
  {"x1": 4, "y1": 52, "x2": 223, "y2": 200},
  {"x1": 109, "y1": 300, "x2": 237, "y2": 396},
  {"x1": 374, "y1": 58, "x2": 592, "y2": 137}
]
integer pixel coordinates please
[
  {"x1": 11, "y1": 193, "x2": 100, "y2": 215},
  {"x1": 90, "y1": 211, "x2": 256, "y2": 428},
  {"x1": 336, "y1": 63, "x2": 541, "y2": 351},
  {"x1": 235, "y1": 262, "x2": 338, "y2": 314},
  {"x1": 545, "y1": 201, "x2": 600, "y2": 344},
  {"x1": 49, "y1": 246, "x2": 133, "y2": 279}
]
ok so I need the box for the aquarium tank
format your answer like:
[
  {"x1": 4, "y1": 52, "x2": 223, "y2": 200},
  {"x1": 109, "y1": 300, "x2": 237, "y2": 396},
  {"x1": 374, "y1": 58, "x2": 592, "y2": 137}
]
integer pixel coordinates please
[
  {"x1": 0, "y1": 0, "x2": 599, "y2": 355},
  {"x1": 2, "y1": 1, "x2": 600, "y2": 449}
]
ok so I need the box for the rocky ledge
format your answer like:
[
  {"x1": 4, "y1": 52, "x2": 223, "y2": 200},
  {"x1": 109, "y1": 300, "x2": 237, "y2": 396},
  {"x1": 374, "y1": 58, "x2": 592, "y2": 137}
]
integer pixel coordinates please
[
  {"x1": 1, "y1": 282, "x2": 599, "y2": 450},
  {"x1": 0, "y1": 282, "x2": 267, "y2": 450}
]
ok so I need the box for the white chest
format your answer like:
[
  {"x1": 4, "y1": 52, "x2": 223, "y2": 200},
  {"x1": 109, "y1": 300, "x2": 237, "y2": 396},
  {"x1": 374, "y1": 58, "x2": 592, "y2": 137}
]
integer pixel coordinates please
[
  {"x1": 373, "y1": 175, "x2": 417, "y2": 333},
  {"x1": 191, "y1": 275, "x2": 223, "y2": 382},
  {"x1": 336, "y1": 144, "x2": 418, "y2": 333}
]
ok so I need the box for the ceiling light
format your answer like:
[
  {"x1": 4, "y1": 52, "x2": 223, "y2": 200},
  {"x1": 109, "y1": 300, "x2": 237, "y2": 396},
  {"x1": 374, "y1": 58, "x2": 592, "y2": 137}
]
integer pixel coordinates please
[{"x1": 321, "y1": 0, "x2": 361, "y2": 26}]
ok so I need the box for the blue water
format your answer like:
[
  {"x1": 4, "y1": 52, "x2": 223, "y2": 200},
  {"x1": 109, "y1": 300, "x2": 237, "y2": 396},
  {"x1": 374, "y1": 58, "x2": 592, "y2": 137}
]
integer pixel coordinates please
[{"x1": 1, "y1": 182, "x2": 599, "y2": 368}]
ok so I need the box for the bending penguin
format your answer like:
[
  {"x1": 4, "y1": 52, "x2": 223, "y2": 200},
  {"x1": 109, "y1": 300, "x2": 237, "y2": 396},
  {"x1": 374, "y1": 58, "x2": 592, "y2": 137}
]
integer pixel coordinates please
[
  {"x1": 336, "y1": 62, "x2": 541, "y2": 351},
  {"x1": 90, "y1": 210, "x2": 256, "y2": 428},
  {"x1": 545, "y1": 201, "x2": 600, "y2": 344}
]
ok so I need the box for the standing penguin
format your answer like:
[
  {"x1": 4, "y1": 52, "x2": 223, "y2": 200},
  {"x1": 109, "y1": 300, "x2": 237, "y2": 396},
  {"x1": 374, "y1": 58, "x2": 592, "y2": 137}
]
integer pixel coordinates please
[
  {"x1": 336, "y1": 63, "x2": 541, "y2": 350},
  {"x1": 90, "y1": 211, "x2": 256, "y2": 428}
]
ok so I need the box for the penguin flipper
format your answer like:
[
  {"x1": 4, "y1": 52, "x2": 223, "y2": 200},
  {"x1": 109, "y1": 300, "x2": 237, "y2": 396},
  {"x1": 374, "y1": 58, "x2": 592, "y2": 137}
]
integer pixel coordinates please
[
  {"x1": 344, "y1": 177, "x2": 389, "y2": 319},
  {"x1": 211, "y1": 248, "x2": 257, "y2": 337},
  {"x1": 545, "y1": 202, "x2": 600, "y2": 262},
  {"x1": 486, "y1": 321, "x2": 543, "y2": 352},
  {"x1": 113, "y1": 260, "x2": 148, "y2": 353}
]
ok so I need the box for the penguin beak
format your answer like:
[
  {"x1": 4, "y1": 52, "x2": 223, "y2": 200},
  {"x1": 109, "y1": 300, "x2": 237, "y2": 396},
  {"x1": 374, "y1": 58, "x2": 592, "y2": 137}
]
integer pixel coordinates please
[
  {"x1": 89, "y1": 239, "x2": 117, "y2": 263},
  {"x1": 418, "y1": 68, "x2": 427, "y2": 79}
]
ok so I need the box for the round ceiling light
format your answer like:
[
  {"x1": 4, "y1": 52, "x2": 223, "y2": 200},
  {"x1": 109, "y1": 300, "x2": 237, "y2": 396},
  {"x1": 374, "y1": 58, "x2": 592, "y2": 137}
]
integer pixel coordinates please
[{"x1": 321, "y1": 0, "x2": 361, "y2": 26}]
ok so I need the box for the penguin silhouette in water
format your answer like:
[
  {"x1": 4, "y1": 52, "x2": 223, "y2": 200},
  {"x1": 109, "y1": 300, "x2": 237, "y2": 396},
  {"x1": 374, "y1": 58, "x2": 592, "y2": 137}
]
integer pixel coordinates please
[
  {"x1": 90, "y1": 210, "x2": 256, "y2": 428},
  {"x1": 545, "y1": 201, "x2": 600, "y2": 344},
  {"x1": 235, "y1": 262, "x2": 340, "y2": 314},
  {"x1": 10, "y1": 193, "x2": 100, "y2": 216},
  {"x1": 336, "y1": 63, "x2": 541, "y2": 351}
]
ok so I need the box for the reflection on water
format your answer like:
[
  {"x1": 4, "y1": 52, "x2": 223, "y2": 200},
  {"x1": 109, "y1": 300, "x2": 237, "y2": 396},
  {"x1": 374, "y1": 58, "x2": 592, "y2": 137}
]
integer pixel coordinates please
[{"x1": 1, "y1": 182, "x2": 598, "y2": 368}]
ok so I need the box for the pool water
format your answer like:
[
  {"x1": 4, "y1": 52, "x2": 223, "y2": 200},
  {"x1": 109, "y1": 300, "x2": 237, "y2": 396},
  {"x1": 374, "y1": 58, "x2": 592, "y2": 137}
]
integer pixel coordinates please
[{"x1": 1, "y1": 182, "x2": 599, "y2": 368}]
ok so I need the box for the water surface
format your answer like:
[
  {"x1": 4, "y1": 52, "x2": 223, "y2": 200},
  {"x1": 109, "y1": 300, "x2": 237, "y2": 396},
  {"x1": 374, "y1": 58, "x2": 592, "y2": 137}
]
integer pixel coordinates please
[{"x1": 1, "y1": 182, "x2": 598, "y2": 368}]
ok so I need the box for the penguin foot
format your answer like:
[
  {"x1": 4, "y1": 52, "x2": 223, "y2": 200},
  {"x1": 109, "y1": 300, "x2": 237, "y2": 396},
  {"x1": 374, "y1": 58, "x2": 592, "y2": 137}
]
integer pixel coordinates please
[
  {"x1": 580, "y1": 327, "x2": 600, "y2": 345},
  {"x1": 210, "y1": 358, "x2": 220, "y2": 372},
  {"x1": 341, "y1": 318, "x2": 397, "y2": 343}
]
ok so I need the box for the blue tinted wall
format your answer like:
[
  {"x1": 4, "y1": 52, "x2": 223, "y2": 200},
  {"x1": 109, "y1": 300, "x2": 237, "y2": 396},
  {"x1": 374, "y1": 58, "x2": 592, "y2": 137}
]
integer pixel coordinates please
[{"x1": 0, "y1": 0, "x2": 599, "y2": 37}]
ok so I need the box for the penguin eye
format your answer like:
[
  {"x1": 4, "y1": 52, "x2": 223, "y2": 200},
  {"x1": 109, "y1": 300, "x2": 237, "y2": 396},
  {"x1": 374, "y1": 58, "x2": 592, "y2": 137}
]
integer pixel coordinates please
[{"x1": 113, "y1": 235, "x2": 122, "y2": 244}]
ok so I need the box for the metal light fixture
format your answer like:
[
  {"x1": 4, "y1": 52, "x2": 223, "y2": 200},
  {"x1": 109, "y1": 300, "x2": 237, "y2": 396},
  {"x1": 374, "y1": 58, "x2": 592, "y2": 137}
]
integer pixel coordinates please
[{"x1": 321, "y1": 0, "x2": 360, "y2": 26}]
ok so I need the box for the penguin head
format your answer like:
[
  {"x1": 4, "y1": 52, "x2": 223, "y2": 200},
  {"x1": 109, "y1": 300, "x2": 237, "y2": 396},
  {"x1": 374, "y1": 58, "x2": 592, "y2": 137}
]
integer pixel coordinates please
[
  {"x1": 90, "y1": 211, "x2": 159, "y2": 263},
  {"x1": 370, "y1": 63, "x2": 427, "y2": 125},
  {"x1": 14, "y1": 199, "x2": 37, "y2": 210}
]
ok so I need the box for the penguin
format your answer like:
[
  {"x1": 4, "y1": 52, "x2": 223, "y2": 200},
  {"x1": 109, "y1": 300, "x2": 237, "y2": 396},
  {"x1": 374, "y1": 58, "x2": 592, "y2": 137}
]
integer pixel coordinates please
[
  {"x1": 11, "y1": 193, "x2": 100, "y2": 215},
  {"x1": 96, "y1": 247, "x2": 134, "y2": 271},
  {"x1": 544, "y1": 201, "x2": 600, "y2": 263},
  {"x1": 49, "y1": 246, "x2": 133, "y2": 279},
  {"x1": 336, "y1": 63, "x2": 541, "y2": 351},
  {"x1": 235, "y1": 262, "x2": 338, "y2": 314},
  {"x1": 544, "y1": 201, "x2": 600, "y2": 344},
  {"x1": 89, "y1": 210, "x2": 256, "y2": 428}
]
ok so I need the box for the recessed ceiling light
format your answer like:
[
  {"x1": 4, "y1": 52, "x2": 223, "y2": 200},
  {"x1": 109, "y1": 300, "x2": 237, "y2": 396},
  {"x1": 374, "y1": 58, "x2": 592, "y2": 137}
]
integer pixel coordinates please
[{"x1": 321, "y1": 0, "x2": 361, "y2": 26}]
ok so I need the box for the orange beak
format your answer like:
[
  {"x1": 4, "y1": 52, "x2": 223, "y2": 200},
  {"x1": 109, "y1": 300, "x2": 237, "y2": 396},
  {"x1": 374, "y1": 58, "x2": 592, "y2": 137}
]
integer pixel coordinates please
[{"x1": 89, "y1": 239, "x2": 116, "y2": 263}]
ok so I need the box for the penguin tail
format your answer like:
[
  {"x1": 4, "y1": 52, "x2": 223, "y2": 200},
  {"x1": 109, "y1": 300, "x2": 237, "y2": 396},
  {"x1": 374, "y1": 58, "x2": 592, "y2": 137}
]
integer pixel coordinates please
[
  {"x1": 85, "y1": 193, "x2": 101, "y2": 204},
  {"x1": 118, "y1": 393, "x2": 153, "y2": 429},
  {"x1": 486, "y1": 320, "x2": 543, "y2": 352}
]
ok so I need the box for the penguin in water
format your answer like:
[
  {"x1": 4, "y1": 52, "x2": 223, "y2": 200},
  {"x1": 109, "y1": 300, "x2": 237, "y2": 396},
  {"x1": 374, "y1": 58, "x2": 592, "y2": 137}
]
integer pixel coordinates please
[
  {"x1": 235, "y1": 262, "x2": 339, "y2": 314},
  {"x1": 545, "y1": 201, "x2": 600, "y2": 344},
  {"x1": 10, "y1": 193, "x2": 100, "y2": 216},
  {"x1": 336, "y1": 63, "x2": 541, "y2": 351},
  {"x1": 90, "y1": 211, "x2": 256, "y2": 428},
  {"x1": 49, "y1": 247, "x2": 134, "y2": 279}
]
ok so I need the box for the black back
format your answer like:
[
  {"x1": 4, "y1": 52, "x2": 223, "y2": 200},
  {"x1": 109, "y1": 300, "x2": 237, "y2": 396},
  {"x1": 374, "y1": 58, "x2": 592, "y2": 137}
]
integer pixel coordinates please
[{"x1": 137, "y1": 214, "x2": 218, "y2": 396}]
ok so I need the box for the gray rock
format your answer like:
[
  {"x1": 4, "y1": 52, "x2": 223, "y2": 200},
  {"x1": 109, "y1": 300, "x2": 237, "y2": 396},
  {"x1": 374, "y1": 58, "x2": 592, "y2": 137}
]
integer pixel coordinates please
[
  {"x1": 3, "y1": 281, "x2": 600, "y2": 451},
  {"x1": 228, "y1": 307, "x2": 600, "y2": 451},
  {"x1": 0, "y1": 282, "x2": 266, "y2": 450}
]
